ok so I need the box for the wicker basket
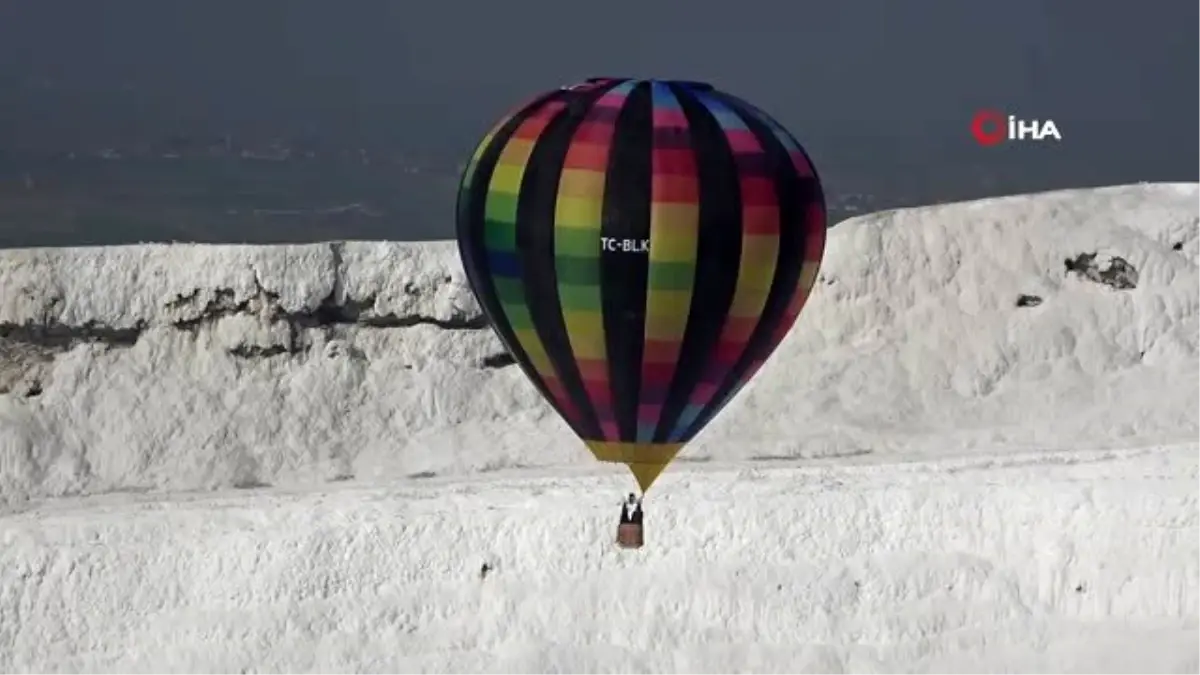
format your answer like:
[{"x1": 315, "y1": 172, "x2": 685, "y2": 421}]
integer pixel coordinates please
[{"x1": 616, "y1": 522, "x2": 644, "y2": 549}]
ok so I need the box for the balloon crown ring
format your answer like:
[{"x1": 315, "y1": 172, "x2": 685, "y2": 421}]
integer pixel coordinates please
[{"x1": 583, "y1": 77, "x2": 715, "y2": 92}]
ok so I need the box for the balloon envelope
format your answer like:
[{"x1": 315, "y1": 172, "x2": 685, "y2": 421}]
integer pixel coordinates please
[{"x1": 456, "y1": 77, "x2": 826, "y2": 492}]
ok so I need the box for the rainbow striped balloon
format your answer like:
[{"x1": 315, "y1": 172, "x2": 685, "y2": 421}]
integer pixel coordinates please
[{"x1": 456, "y1": 77, "x2": 826, "y2": 492}]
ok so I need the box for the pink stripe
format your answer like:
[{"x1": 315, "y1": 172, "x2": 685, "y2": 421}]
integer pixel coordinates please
[
  {"x1": 600, "y1": 421, "x2": 619, "y2": 440},
  {"x1": 725, "y1": 129, "x2": 762, "y2": 153},
  {"x1": 653, "y1": 108, "x2": 689, "y2": 127},
  {"x1": 804, "y1": 204, "x2": 826, "y2": 259},
  {"x1": 544, "y1": 379, "x2": 579, "y2": 420},
  {"x1": 638, "y1": 403, "x2": 664, "y2": 421},
  {"x1": 788, "y1": 150, "x2": 813, "y2": 177},
  {"x1": 595, "y1": 93, "x2": 628, "y2": 108},
  {"x1": 586, "y1": 386, "x2": 613, "y2": 408},
  {"x1": 689, "y1": 382, "x2": 720, "y2": 402}
]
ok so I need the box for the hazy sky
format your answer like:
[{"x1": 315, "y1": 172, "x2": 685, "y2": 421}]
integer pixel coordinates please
[{"x1": 0, "y1": 0, "x2": 1196, "y2": 175}]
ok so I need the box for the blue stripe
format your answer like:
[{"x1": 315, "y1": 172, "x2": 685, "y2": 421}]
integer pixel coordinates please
[
  {"x1": 636, "y1": 423, "x2": 657, "y2": 442},
  {"x1": 696, "y1": 93, "x2": 748, "y2": 130},
  {"x1": 668, "y1": 405, "x2": 705, "y2": 442},
  {"x1": 487, "y1": 251, "x2": 521, "y2": 278}
]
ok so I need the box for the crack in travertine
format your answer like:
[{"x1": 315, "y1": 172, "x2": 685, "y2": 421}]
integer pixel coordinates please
[{"x1": 0, "y1": 242, "x2": 517, "y2": 395}]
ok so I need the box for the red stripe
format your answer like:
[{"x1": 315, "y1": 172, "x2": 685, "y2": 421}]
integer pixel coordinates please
[
  {"x1": 739, "y1": 176, "x2": 777, "y2": 206},
  {"x1": 652, "y1": 174, "x2": 699, "y2": 203},
  {"x1": 712, "y1": 339, "x2": 746, "y2": 364},
  {"x1": 641, "y1": 361, "x2": 677, "y2": 386},
  {"x1": 545, "y1": 378, "x2": 573, "y2": 405},
  {"x1": 512, "y1": 103, "x2": 567, "y2": 139},
  {"x1": 642, "y1": 339, "x2": 682, "y2": 362},
  {"x1": 743, "y1": 206, "x2": 780, "y2": 235},
  {"x1": 722, "y1": 315, "x2": 759, "y2": 342},
  {"x1": 770, "y1": 293, "x2": 807, "y2": 342},
  {"x1": 651, "y1": 148, "x2": 697, "y2": 175},
  {"x1": 583, "y1": 380, "x2": 613, "y2": 407},
  {"x1": 563, "y1": 143, "x2": 609, "y2": 171},
  {"x1": 576, "y1": 358, "x2": 608, "y2": 381},
  {"x1": 573, "y1": 121, "x2": 615, "y2": 144},
  {"x1": 555, "y1": 400, "x2": 580, "y2": 422}
]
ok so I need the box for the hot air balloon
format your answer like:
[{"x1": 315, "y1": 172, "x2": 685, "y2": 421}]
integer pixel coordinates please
[{"x1": 455, "y1": 78, "x2": 826, "y2": 535}]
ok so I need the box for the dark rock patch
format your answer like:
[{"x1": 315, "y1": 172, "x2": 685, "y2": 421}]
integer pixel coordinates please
[
  {"x1": 480, "y1": 352, "x2": 516, "y2": 369},
  {"x1": 1064, "y1": 252, "x2": 1138, "y2": 290},
  {"x1": 1015, "y1": 294, "x2": 1043, "y2": 308},
  {"x1": 0, "y1": 320, "x2": 145, "y2": 350}
]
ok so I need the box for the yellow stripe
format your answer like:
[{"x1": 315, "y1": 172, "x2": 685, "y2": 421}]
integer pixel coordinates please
[
  {"x1": 555, "y1": 196, "x2": 604, "y2": 229},
  {"x1": 562, "y1": 311, "x2": 606, "y2": 359},
  {"x1": 498, "y1": 138, "x2": 535, "y2": 165},
  {"x1": 737, "y1": 235, "x2": 779, "y2": 290},
  {"x1": 798, "y1": 259, "x2": 821, "y2": 293},
  {"x1": 725, "y1": 232, "x2": 779, "y2": 319},
  {"x1": 644, "y1": 292, "x2": 692, "y2": 341},
  {"x1": 557, "y1": 169, "x2": 607, "y2": 198},
  {"x1": 463, "y1": 110, "x2": 519, "y2": 183},
  {"x1": 585, "y1": 441, "x2": 683, "y2": 463},
  {"x1": 489, "y1": 165, "x2": 525, "y2": 194},
  {"x1": 585, "y1": 440, "x2": 684, "y2": 492},
  {"x1": 513, "y1": 327, "x2": 553, "y2": 372},
  {"x1": 647, "y1": 205, "x2": 700, "y2": 263}
]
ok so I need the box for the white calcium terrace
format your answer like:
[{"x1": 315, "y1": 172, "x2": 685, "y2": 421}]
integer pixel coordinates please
[{"x1": 0, "y1": 183, "x2": 1196, "y2": 672}]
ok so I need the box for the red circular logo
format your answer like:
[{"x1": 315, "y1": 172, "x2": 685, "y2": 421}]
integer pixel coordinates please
[{"x1": 970, "y1": 110, "x2": 1007, "y2": 147}]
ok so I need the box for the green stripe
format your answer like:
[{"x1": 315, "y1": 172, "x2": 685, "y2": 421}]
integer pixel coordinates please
[
  {"x1": 647, "y1": 261, "x2": 696, "y2": 291},
  {"x1": 484, "y1": 193, "x2": 520, "y2": 223},
  {"x1": 557, "y1": 283, "x2": 603, "y2": 311},
  {"x1": 554, "y1": 227, "x2": 598, "y2": 258},
  {"x1": 554, "y1": 256, "x2": 601, "y2": 286},
  {"x1": 503, "y1": 303, "x2": 534, "y2": 330},
  {"x1": 484, "y1": 217, "x2": 517, "y2": 251},
  {"x1": 492, "y1": 277, "x2": 525, "y2": 305}
]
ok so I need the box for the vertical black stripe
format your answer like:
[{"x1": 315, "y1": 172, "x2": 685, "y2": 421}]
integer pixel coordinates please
[
  {"x1": 651, "y1": 83, "x2": 744, "y2": 443},
  {"x1": 600, "y1": 81, "x2": 653, "y2": 442},
  {"x1": 513, "y1": 86, "x2": 614, "y2": 442},
  {"x1": 679, "y1": 93, "x2": 823, "y2": 441},
  {"x1": 456, "y1": 93, "x2": 564, "y2": 418}
]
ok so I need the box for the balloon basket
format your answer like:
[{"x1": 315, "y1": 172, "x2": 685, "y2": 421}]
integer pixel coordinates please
[{"x1": 616, "y1": 522, "x2": 645, "y2": 549}]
